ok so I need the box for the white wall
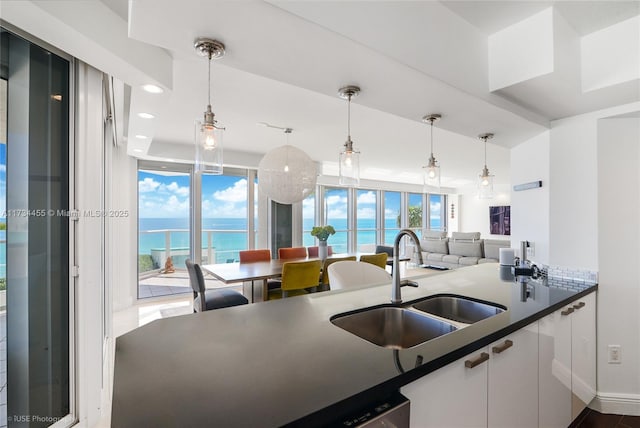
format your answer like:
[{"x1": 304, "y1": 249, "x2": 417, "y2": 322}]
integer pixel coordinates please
[
  {"x1": 458, "y1": 184, "x2": 511, "y2": 239},
  {"x1": 549, "y1": 112, "x2": 600, "y2": 269},
  {"x1": 581, "y1": 15, "x2": 640, "y2": 92},
  {"x1": 596, "y1": 117, "x2": 640, "y2": 411},
  {"x1": 510, "y1": 131, "x2": 550, "y2": 264},
  {"x1": 109, "y1": 143, "x2": 138, "y2": 312},
  {"x1": 547, "y1": 102, "x2": 640, "y2": 415},
  {"x1": 488, "y1": 7, "x2": 554, "y2": 91}
]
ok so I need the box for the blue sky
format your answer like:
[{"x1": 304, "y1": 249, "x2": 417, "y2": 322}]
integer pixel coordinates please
[
  {"x1": 137, "y1": 169, "x2": 441, "y2": 222},
  {"x1": 138, "y1": 171, "x2": 250, "y2": 218}
]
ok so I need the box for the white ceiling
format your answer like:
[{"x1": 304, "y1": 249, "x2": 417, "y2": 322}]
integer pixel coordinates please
[{"x1": 103, "y1": 0, "x2": 638, "y2": 189}]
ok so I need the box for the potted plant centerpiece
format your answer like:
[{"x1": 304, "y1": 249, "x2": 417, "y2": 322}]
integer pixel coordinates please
[{"x1": 310, "y1": 225, "x2": 336, "y2": 260}]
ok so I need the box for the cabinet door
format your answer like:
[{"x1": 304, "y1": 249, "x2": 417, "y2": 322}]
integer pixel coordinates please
[
  {"x1": 401, "y1": 347, "x2": 489, "y2": 428},
  {"x1": 488, "y1": 323, "x2": 538, "y2": 428},
  {"x1": 571, "y1": 293, "x2": 596, "y2": 419},
  {"x1": 539, "y1": 309, "x2": 572, "y2": 428}
]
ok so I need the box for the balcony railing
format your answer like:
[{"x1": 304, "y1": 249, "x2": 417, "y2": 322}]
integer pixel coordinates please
[{"x1": 139, "y1": 229, "x2": 248, "y2": 277}]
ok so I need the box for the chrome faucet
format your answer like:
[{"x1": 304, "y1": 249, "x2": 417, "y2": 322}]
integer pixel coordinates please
[
  {"x1": 512, "y1": 240, "x2": 540, "y2": 281},
  {"x1": 391, "y1": 229, "x2": 424, "y2": 304}
]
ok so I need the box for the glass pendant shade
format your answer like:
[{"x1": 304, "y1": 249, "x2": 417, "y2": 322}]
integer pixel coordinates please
[
  {"x1": 422, "y1": 114, "x2": 442, "y2": 192},
  {"x1": 478, "y1": 166, "x2": 494, "y2": 199},
  {"x1": 193, "y1": 38, "x2": 225, "y2": 175},
  {"x1": 338, "y1": 85, "x2": 361, "y2": 187},
  {"x1": 423, "y1": 155, "x2": 440, "y2": 190},
  {"x1": 478, "y1": 133, "x2": 495, "y2": 199},
  {"x1": 195, "y1": 116, "x2": 223, "y2": 174},
  {"x1": 258, "y1": 145, "x2": 318, "y2": 204},
  {"x1": 339, "y1": 142, "x2": 360, "y2": 186}
]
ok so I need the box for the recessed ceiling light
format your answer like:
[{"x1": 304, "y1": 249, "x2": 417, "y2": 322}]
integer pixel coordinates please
[
  {"x1": 135, "y1": 134, "x2": 148, "y2": 139},
  {"x1": 142, "y1": 84, "x2": 164, "y2": 94},
  {"x1": 138, "y1": 112, "x2": 155, "y2": 119},
  {"x1": 133, "y1": 148, "x2": 143, "y2": 153}
]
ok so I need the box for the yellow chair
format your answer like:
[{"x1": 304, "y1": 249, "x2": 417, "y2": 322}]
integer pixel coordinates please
[
  {"x1": 321, "y1": 256, "x2": 357, "y2": 290},
  {"x1": 267, "y1": 260, "x2": 322, "y2": 300},
  {"x1": 359, "y1": 253, "x2": 388, "y2": 270}
]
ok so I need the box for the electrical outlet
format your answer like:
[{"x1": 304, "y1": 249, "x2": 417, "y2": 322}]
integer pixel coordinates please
[
  {"x1": 608, "y1": 345, "x2": 621, "y2": 364},
  {"x1": 526, "y1": 242, "x2": 535, "y2": 258}
]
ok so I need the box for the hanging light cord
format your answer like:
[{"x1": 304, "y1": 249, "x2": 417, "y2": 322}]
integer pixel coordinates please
[
  {"x1": 207, "y1": 51, "x2": 212, "y2": 106},
  {"x1": 483, "y1": 136, "x2": 487, "y2": 169},
  {"x1": 430, "y1": 119, "x2": 434, "y2": 156},
  {"x1": 347, "y1": 94, "x2": 352, "y2": 140}
]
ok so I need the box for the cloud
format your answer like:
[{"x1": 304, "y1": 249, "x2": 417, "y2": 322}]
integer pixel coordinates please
[
  {"x1": 213, "y1": 179, "x2": 247, "y2": 203},
  {"x1": 302, "y1": 197, "x2": 315, "y2": 219},
  {"x1": 429, "y1": 201, "x2": 441, "y2": 213},
  {"x1": 202, "y1": 199, "x2": 247, "y2": 218},
  {"x1": 327, "y1": 208, "x2": 347, "y2": 219},
  {"x1": 139, "y1": 193, "x2": 189, "y2": 218},
  {"x1": 357, "y1": 191, "x2": 376, "y2": 204},
  {"x1": 384, "y1": 208, "x2": 400, "y2": 218},
  {"x1": 357, "y1": 207, "x2": 376, "y2": 219},
  {"x1": 139, "y1": 177, "x2": 161, "y2": 193},
  {"x1": 166, "y1": 181, "x2": 189, "y2": 197},
  {"x1": 326, "y1": 194, "x2": 347, "y2": 206}
]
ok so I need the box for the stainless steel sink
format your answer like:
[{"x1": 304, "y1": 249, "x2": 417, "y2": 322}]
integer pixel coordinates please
[
  {"x1": 411, "y1": 295, "x2": 505, "y2": 324},
  {"x1": 331, "y1": 306, "x2": 457, "y2": 349}
]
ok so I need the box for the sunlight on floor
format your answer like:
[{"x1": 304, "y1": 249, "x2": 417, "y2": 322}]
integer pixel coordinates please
[{"x1": 113, "y1": 296, "x2": 194, "y2": 338}]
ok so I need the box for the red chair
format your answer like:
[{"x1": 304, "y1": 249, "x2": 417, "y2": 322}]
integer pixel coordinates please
[
  {"x1": 239, "y1": 249, "x2": 272, "y2": 263},
  {"x1": 239, "y1": 249, "x2": 278, "y2": 301},
  {"x1": 307, "y1": 246, "x2": 334, "y2": 258},
  {"x1": 278, "y1": 247, "x2": 308, "y2": 259}
]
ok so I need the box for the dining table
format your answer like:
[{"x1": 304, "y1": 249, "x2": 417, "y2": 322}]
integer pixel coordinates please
[
  {"x1": 202, "y1": 254, "x2": 410, "y2": 303},
  {"x1": 202, "y1": 257, "x2": 306, "y2": 302}
]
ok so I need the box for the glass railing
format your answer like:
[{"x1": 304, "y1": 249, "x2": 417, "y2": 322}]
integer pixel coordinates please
[{"x1": 138, "y1": 229, "x2": 247, "y2": 277}]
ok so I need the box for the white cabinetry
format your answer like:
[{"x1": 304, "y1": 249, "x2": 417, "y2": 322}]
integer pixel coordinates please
[
  {"x1": 487, "y1": 324, "x2": 539, "y2": 428},
  {"x1": 401, "y1": 323, "x2": 539, "y2": 428},
  {"x1": 401, "y1": 347, "x2": 489, "y2": 427},
  {"x1": 539, "y1": 293, "x2": 596, "y2": 427}
]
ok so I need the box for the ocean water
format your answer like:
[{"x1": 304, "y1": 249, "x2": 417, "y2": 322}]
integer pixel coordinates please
[
  {"x1": 139, "y1": 217, "x2": 440, "y2": 264},
  {"x1": 0, "y1": 216, "x2": 442, "y2": 277}
]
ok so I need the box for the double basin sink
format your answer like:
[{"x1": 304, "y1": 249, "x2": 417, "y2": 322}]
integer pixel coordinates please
[{"x1": 330, "y1": 295, "x2": 506, "y2": 349}]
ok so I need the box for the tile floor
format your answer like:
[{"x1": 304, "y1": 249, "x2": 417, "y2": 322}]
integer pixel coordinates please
[{"x1": 572, "y1": 408, "x2": 640, "y2": 428}]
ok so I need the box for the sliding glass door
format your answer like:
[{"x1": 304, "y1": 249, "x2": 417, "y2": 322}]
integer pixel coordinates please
[
  {"x1": 137, "y1": 165, "x2": 191, "y2": 298},
  {"x1": 2, "y1": 27, "x2": 73, "y2": 427}
]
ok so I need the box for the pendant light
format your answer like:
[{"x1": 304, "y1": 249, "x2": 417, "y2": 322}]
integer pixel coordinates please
[
  {"x1": 257, "y1": 126, "x2": 318, "y2": 204},
  {"x1": 478, "y1": 133, "x2": 495, "y2": 199},
  {"x1": 194, "y1": 38, "x2": 225, "y2": 174},
  {"x1": 338, "y1": 85, "x2": 361, "y2": 186},
  {"x1": 422, "y1": 113, "x2": 441, "y2": 191}
]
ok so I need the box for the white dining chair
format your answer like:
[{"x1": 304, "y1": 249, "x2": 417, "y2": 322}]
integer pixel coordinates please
[{"x1": 327, "y1": 261, "x2": 392, "y2": 290}]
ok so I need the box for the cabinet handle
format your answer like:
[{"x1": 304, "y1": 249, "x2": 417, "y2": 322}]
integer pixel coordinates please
[
  {"x1": 492, "y1": 339, "x2": 514, "y2": 354},
  {"x1": 465, "y1": 352, "x2": 490, "y2": 369},
  {"x1": 573, "y1": 302, "x2": 585, "y2": 310},
  {"x1": 561, "y1": 307, "x2": 574, "y2": 316}
]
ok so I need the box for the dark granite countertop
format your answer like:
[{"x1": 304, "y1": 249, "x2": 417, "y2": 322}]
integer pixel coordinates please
[{"x1": 111, "y1": 263, "x2": 596, "y2": 428}]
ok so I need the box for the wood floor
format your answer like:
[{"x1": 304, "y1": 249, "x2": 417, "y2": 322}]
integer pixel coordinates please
[{"x1": 571, "y1": 408, "x2": 640, "y2": 428}]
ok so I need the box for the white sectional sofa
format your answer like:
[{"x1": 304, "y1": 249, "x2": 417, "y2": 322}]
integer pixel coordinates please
[{"x1": 419, "y1": 231, "x2": 510, "y2": 269}]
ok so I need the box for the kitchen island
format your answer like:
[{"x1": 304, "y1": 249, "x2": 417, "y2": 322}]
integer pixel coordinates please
[{"x1": 111, "y1": 263, "x2": 596, "y2": 427}]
